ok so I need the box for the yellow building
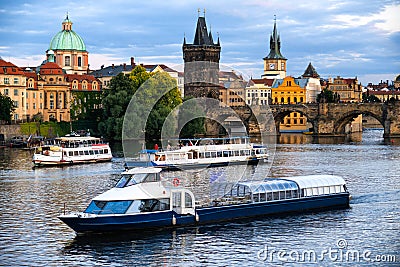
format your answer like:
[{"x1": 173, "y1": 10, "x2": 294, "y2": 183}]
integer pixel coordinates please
[
  {"x1": 0, "y1": 58, "x2": 27, "y2": 122},
  {"x1": 271, "y1": 76, "x2": 308, "y2": 132}
]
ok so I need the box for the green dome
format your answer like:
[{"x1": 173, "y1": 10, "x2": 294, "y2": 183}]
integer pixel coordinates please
[{"x1": 49, "y1": 16, "x2": 86, "y2": 51}]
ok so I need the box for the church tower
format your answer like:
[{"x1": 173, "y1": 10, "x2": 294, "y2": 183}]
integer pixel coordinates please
[
  {"x1": 262, "y1": 17, "x2": 287, "y2": 79},
  {"x1": 183, "y1": 12, "x2": 221, "y2": 99}
]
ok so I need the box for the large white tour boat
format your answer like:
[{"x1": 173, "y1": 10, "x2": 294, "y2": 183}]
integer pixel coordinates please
[
  {"x1": 32, "y1": 134, "x2": 112, "y2": 167},
  {"x1": 58, "y1": 167, "x2": 351, "y2": 233},
  {"x1": 125, "y1": 137, "x2": 269, "y2": 170}
]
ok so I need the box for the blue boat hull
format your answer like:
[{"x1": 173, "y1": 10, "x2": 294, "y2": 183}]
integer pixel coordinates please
[{"x1": 59, "y1": 193, "x2": 349, "y2": 233}]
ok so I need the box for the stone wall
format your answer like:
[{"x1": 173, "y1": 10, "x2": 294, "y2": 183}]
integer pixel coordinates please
[{"x1": 0, "y1": 125, "x2": 22, "y2": 141}]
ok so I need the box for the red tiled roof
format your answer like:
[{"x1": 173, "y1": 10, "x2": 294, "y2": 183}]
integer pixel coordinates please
[
  {"x1": 0, "y1": 58, "x2": 25, "y2": 75},
  {"x1": 66, "y1": 74, "x2": 98, "y2": 82},
  {"x1": 250, "y1": 78, "x2": 274, "y2": 86}
]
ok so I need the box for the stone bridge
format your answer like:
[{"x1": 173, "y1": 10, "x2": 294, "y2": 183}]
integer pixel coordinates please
[{"x1": 226, "y1": 102, "x2": 400, "y2": 138}]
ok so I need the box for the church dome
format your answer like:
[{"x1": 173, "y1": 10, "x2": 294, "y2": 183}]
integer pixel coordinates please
[{"x1": 49, "y1": 15, "x2": 86, "y2": 51}]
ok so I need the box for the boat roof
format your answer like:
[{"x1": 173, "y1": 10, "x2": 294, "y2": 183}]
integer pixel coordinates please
[
  {"x1": 93, "y1": 182, "x2": 167, "y2": 201},
  {"x1": 121, "y1": 167, "x2": 162, "y2": 175},
  {"x1": 56, "y1": 136, "x2": 101, "y2": 141},
  {"x1": 237, "y1": 175, "x2": 345, "y2": 193}
]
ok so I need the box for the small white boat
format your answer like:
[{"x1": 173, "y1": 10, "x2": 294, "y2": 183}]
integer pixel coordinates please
[
  {"x1": 32, "y1": 135, "x2": 112, "y2": 167},
  {"x1": 126, "y1": 137, "x2": 269, "y2": 170}
]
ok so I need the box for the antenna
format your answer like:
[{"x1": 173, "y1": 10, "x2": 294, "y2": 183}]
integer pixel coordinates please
[{"x1": 197, "y1": 8, "x2": 200, "y2": 17}]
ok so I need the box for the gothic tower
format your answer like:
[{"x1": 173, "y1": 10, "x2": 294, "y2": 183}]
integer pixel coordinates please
[
  {"x1": 262, "y1": 17, "x2": 287, "y2": 79},
  {"x1": 183, "y1": 13, "x2": 221, "y2": 99}
]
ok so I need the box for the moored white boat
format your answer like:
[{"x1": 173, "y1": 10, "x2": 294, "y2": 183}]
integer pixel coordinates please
[
  {"x1": 125, "y1": 137, "x2": 269, "y2": 170},
  {"x1": 58, "y1": 167, "x2": 350, "y2": 233},
  {"x1": 32, "y1": 135, "x2": 112, "y2": 167}
]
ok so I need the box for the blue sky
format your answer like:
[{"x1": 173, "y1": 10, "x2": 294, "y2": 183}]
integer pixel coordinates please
[{"x1": 0, "y1": 0, "x2": 399, "y2": 85}]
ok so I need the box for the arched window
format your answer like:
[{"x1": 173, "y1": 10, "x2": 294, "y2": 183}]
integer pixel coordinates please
[
  {"x1": 78, "y1": 57, "x2": 82, "y2": 67},
  {"x1": 65, "y1": 56, "x2": 70, "y2": 66},
  {"x1": 281, "y1": 97, "x2": 284, "y2": 103},
  {"x1": 287, "y1": 97, "x2": 291, "y2": 104},
  {"x1": 82, "y1": 81, "x2": 87, "y2": 90},
  {"x1": 300, "y1": 97, "x2": 304, "y2": 103},
  {"x1": 274, "y1": 97, "x2": 278, "y2": 103},
  {"x1": 294, "y1": 97, "x2": 297, "y2": 103}
]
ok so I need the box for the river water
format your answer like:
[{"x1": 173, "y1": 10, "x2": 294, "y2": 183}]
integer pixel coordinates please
[{"x1": 0, "y1": 129, "x2": 399, "y2": 266}]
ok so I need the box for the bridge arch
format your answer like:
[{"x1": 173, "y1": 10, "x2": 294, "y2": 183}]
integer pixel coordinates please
[
  {"x1": 334, "y1": 110, "x2": 384, "y2": 134},
  {"x1": 273, "y1": 109, "x2": 315, "y2": 134}
]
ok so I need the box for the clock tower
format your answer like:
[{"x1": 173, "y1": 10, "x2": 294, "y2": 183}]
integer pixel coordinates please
[{"x1": 262, "y1": 17, "x2": 287, "y2": 79}]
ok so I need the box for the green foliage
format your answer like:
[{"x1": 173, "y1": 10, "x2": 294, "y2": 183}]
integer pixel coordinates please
[
  {"x1": 362, "y1": 92, "x2": 381, "y2": 103},
  {"x1": 0, "y1": 93, "x2": 14, "y2": 124},
  {"x1": 178, "y1": 97, "x2": 205, "y2": 139},
  {"x1": 20, "y1": 121, "x2": 70, "y2": 137},
  {"x1": 317, "y1": 89, "x2": 340, "y2": 103},
  {"x1": 71, "y1": 91, "x2": 102, "y2": 121}
]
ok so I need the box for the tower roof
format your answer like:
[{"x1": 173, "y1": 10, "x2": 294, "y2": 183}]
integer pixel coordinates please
[
  {"x1": 192, "y1": 16, "x2": 218, "y2": 46},
  {"x1": 302, "y1": 62, "x2": 319, "y2": 78},
  {"x1": 49, "y1": 15, "x2": 86, "y2": 51},
  {"x1": 264, "y1": 17, "x2": 285, "y2": 60}
]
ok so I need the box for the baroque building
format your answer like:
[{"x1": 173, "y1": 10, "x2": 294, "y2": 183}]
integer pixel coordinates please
[
  {"x1": 47, "y1": 15, "x2": 89, "y2": 75},
  {"x1": 182, "y1": 15, "x2": 221, "y2": 99},
  {"x1": 262, "y1": 17, "x2": 287, "y2": 79}
]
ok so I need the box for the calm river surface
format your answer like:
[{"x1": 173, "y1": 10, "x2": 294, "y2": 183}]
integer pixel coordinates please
[{"x1": 0, "y1": 129, "x2": 399, "y2": 266}]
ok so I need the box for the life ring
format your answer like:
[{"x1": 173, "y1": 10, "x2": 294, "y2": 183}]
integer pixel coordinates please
[{"x1": 172, "y1": 178, "x2": 180, "y2": 187}]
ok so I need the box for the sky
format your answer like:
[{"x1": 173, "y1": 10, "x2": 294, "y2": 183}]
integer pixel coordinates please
[{"x1": 0, "y1": 0, "x2": 399, "y2": 86}]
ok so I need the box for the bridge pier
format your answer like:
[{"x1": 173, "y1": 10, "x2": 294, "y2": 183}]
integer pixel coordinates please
[{"x1": 383, "y1": 102, "x2": 400, "y2": 138}]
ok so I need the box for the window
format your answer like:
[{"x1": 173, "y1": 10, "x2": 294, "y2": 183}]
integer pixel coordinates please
[
  {"x1": 33, "y1": 92, "x2": 36, "y2": 99},
  {"x1": 14, "y1": 89, "x2": 18, "y2": 96},
  {"x1": 50, "y1": 100, "x2": 54, "y2": 109},
  {"x1": 85, "y1": 200, "x2": 133, "y2": 215},
  {"x1": 40, "y1": 93, "x2": 43, "y2": 99},
  {"x1": 65, "y1": 56, "x2": 71, "y2": 66},
  {"x1": 185, "y1": 192, "x2": 193, "y2": 208},
  {"x1": 40, "y1": 103, "x2": 43, "y2": 109},
  {"x1": 26, "y1": 103, "x2": 29, "y2": 109},
  {"x1": 14, "y1": 78, "x2": 18, "y2": 84},
  {"x1": 78, "y1": 56, "x2": 82, "y2": 67},
  {"x1": 4, "y1": 88, "x2": 9, "y2": 95},
  {"x1": 287, "y1": 97, "x2": 291, "y2": 103},
  {"x1": 4, "y1": 77, "x2": 9, "y2": 84},
  {"x1": 281, "y1": 97, "x2": 284, "y2": 103},
  {"x1": 33, "y1": 103, "x2": 36, "y2": 109}
]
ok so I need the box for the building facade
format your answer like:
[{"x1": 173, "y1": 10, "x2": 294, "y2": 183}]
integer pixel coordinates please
[
  {"x1": 327, "y1": 76, "x2": 362, "y2": 102},
  {"x1": 262, "y1": 18, "x2": 287, "y2": 79},
  {"x1": 218, "y1": 71, "x2": 246, "y2": 107},
  {"x1": 245, "y1": 78, "x2": 273, "y2": 106}
]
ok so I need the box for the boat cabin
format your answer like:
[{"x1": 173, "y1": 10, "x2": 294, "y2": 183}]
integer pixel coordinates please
[{"x1": 211, "y1": 175, "x2": 348, "y2": 206}]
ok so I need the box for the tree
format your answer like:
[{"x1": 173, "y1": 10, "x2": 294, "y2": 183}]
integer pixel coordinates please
[
  {"x1": 362, "y1": 92, "x2": 380, "y2": 103},
  {"x1": 0, "y1": 93, "x2": 14, "y2": 124},
  {"x1": 178, "y1": 97, "x2": 205, "y2": 139},
  {"x1": 317, "y1": 89, "x2": 336, "y2": 103},
  {"x1": 99, "y1": 73, "x2": 135, "y2": 140}
]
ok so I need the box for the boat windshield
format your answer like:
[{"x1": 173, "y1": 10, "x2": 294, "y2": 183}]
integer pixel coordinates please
[
  {"x1": 115, "y1": 173, "x2": 157, "y2": 188},
  {"x1": 85, "y1": 200, "x2": 133, "y2": 214}
]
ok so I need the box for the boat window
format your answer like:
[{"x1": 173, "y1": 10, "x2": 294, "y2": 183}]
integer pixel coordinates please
[
  {"x1": 253, "y1": 194, "x2": 260, "y2": 202},
  {"x1": 279, "y1": 191, "x2": 286, "y2": 200},
  {"x1": 63, "y1": 151, "x2": 67, "y2": 156},
  {"x1": 84, "y1": 150, "x2": 89, "y2": 155},
  {"x1": 173, "y1": 192, "x2": 181, "y2": 208},
  {"x1": 89, "y1": 150, "x2": 94, "y2": 155},
  {"x1": 139, "y1": 199, "x2": 165, "y2": 212},
  {"x1": 74, "y1": 151, "x2": 79, "y2": 156},
  {"x1": 104, "y1": 149, "x2": 108, "y2": 154},
  {"x1": 272, "y1": 192, "x2": 279, "y2": 200},
  {"x1": 185, "y1": 192, "x2": 193, "y2": 208},
  {"x1": 115, "y1": 175, "x2": 132, "y2": 188},
  {"x1": 217, "y1": 151, "x2": 222, "y2": 157},
  {"x1": 94, "y1": 150, "x2": 99, "y2": 154},
  {"x1": 223, "y1": 151, "x2": 229, "y2": 157},
  {"x1": 266, "y1": 192, "x2": 272, "y2": 201},
  {"x1": 69, "y1": 151, "x2": 73, "y2": 156},
  {"x1": 234, "y1": 150, "x2": 240, "y2": 156},
  {"x1": 85, "y1": 200, "x2": 133, "y2": 215},
  {"x1": 143, "y1": 173, "x2": 157, "y2": 182},
  {"x1": 79, "y1": 151, "x2": 84, "y2": 156},
  {"x1": 259, "y1": 193, "x2": 266, "y2": 202},
  {"x1": 211, "y1": 152, "x2": 216, "y2": 158}
]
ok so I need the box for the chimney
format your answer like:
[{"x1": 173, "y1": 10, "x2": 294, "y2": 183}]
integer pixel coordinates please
[
  {"x1": 123, "y1": 63, "x2": 126, "y2": 71},
  {"x1": 131, "y1": 57, "x2": 135, "y2": 68},
  {"x1": 112, "y1": 64, "x2": 114, "y2": 69}
]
